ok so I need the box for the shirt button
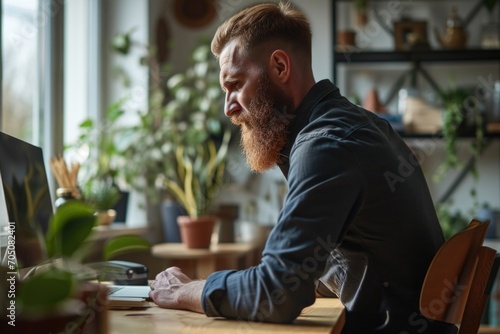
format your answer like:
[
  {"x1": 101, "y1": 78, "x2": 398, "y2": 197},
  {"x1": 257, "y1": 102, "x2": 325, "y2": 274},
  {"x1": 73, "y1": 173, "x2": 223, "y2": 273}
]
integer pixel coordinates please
[{"x1": 383, "y1": 282, "x2": 389, "y2": 288}]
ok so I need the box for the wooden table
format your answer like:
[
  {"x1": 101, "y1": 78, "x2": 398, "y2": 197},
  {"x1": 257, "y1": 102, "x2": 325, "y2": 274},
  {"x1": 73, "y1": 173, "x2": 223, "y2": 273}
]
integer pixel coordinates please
[
  {"x1": 151, "y1": 243, "x2": 259, "y2": 279},
  {"x1": 109, "y1": 298, "x2": 345, "y2": 334}
]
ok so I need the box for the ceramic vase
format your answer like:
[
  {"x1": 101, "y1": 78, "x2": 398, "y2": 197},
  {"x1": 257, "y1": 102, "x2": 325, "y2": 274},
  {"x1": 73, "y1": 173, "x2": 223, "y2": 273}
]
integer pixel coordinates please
[{"x1": 177, "y1": 215, "x2": 216, "y2": 249}]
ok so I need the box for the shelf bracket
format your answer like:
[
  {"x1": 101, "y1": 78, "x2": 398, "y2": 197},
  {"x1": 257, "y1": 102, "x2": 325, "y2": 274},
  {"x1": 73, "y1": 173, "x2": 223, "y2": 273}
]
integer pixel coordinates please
[
  {"x1": 382, "y1": 70, "x2": 411, "y2": 107},
  {"x1": 437, "y1": 139, "x2": 491, "y2": 204},
  {"x1": 415, "y1": 63, "x2": 443, "y2": 97},
  {"x1": 464, "y1": 0, "x2": 486, "y2": 28}
]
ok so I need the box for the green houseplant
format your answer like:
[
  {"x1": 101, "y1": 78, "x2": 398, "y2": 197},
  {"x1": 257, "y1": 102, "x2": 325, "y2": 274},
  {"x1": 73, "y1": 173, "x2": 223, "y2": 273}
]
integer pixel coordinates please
[
  {"x1": 163, "y1": 129, "x2": 231, "y2": 248},
  {"x1": 484, "y1": 0, "x2": 499, "y2": 12},
  {"x1": 117, "y1": 36, "x2": 226, "y2": 201},
  {"x1": 0, "y1": 200, "x2": 150, "y2": 332},
  {"x1": 433, "y1": 85, "x2": 486, "y2": 212},
  {"x1": 436, "y1": 201, "x2": 470, "y2": 240},
  {"x1": 81, "y1": 179, "x2": 122, "y2": 225},
  {"x1": 163, "y1": 129, "x2": 231, "y2": 219},
  {"x1": 67, "y1": 98, "x2": 131, "y2": 222},
  {"x1": 110, "y1": 29, "x2": 230, "y2": 243},
  {"x1": 355, "y1": 0, "x2": 369, "y2": 26},
  {"x1": 68, "y1": 98, "x2": 128, "y2": 188}
]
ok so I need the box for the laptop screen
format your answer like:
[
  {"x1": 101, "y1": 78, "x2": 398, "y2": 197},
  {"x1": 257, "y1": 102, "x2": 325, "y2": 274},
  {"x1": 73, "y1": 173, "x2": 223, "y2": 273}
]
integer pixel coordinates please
[{"x1": 0, "y1": 132, "x2": 53, "y2": 235}]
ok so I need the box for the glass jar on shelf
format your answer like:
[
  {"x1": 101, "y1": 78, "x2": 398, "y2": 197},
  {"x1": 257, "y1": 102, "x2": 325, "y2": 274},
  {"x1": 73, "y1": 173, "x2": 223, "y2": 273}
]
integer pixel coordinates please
[
  {"x1": 54, "y1": 187, "x2": 81, "y2": 208},
  {"x1": 481, "y1": 12, "x2": 500, "y2": 49}
]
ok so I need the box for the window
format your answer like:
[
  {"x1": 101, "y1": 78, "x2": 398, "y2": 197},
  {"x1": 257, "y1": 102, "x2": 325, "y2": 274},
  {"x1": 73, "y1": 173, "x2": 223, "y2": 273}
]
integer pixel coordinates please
[
  {"x1": 1, "y1": 0, "x2": 40, "y2": 142},
  {"x1": 0, "y1": 0, "x2": 106, "y2": 234}
]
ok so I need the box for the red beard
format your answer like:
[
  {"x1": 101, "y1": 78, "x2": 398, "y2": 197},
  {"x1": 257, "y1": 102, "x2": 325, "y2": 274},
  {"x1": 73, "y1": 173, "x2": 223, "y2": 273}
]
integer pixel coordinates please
[{"x1": 234, "y1": 74, "x2": 294, "y2": 172}]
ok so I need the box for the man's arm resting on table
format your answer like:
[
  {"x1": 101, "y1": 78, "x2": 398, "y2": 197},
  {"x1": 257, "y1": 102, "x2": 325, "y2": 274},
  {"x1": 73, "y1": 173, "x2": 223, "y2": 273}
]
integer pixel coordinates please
[{"x1": 149, "y1": 266, "x2": 205, "y2": 313}]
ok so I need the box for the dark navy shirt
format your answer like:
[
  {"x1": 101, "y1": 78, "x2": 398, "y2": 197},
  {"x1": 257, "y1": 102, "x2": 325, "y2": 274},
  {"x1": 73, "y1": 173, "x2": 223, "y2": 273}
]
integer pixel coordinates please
[{"x1": 202, "y1": 80, "x2": 449, "y2": 333}]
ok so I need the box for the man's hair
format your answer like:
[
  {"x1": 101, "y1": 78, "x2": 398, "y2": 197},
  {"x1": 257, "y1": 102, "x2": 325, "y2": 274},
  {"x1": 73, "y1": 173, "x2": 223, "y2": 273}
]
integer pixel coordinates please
[{"x1": 211, "y1": 2, "x2": 311, "y2": 61}]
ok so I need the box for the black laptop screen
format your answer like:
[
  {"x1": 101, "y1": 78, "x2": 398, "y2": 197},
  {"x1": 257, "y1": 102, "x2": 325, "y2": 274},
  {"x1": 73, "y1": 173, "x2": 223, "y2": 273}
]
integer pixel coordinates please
[{"x1": 0, "y1": 132, "x2": 53, "y2": 235}]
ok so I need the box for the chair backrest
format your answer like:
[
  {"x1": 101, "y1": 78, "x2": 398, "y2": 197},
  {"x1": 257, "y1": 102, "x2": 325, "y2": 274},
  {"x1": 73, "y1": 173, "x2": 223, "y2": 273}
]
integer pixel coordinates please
[{"x1": 420, "y1": 219, "x2": 498, "y2": 334}]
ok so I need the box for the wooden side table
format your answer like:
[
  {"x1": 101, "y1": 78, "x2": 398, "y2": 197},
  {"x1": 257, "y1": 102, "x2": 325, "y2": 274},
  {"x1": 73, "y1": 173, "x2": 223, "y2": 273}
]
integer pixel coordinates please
[{"x1": 151, "y1": 242, "x2": 259, "y2": 279}]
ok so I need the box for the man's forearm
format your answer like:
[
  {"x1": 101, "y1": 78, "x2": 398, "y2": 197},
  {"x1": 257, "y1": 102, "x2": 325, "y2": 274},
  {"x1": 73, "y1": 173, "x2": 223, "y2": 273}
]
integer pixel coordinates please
[{"x1": 178, "y1": 280, "x2": 205, "y2": 313}]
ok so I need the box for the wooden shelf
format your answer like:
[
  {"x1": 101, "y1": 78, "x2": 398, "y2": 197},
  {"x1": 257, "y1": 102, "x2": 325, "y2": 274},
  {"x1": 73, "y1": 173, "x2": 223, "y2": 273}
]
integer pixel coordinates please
[
  {"x1": 399, "y1": 131, "x2": 500, "y2": 139},
  {"x1": 334, "y1": 49, "x2": 500, "y2": 63}
]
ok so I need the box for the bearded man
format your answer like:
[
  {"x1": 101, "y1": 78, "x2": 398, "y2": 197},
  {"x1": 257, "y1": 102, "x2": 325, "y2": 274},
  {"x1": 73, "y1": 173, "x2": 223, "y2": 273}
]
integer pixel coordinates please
[{"x1": 149, "y1": 3, "x2": 455, "y2": 333}]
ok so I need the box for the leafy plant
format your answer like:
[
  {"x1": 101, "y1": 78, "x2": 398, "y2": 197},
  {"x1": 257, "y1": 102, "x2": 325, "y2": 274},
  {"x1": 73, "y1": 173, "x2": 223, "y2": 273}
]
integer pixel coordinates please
[
  {"x1": 81, "y1": 179, "x2": 121, "y2": 212},
  {"x1": 483, "y1": 0, "x2": 500, "y2": 12},
  {"x1": 110, "y1": 30, "x2": 229, "y2": 206},
  {"x1": 0, "y1": 200, "x2": 150, "y2": 322},
  {"x1": 354, "y1": 0, "x2": 369, "y2": 26},
  {"x1": 434, "y1": 86, "x2": 486, "y2": 182},
  {"x1": 163, "y1": 129, "x2": 231, "y2": 218},
  {"x1": 67, "y1": 98, "x2": 129, "y2": 188},
  {"x1": 355, "y1": 0, "x2": 369, "y2": 11},
  {"x1": 436, "y1": 202, "x2": 470, "y2": 240}
]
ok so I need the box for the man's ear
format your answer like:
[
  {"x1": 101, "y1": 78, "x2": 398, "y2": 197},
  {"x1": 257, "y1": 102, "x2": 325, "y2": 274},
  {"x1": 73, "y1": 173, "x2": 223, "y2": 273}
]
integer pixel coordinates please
[{"x1": 269, "y1": 50, "x2": 290, "y2": 83}]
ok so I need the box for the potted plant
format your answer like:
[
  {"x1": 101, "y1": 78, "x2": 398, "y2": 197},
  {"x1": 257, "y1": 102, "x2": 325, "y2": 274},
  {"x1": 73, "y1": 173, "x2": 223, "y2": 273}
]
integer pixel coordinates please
[
  {"x1": 110, "y1": 29, "x2": 229, "y2": 242},
  {"x1": 162, "y1": 128, "x2": 231, "y2": 248},
  {"x1": 355, "y1": 0, "x2": 369, "y2": 26},
  {"x1": 81, "y1": 179, "x2": 122, "y2": 225},
  {"x1": 0, "y1": 200, "x2": 150, "y2": 332},
  {"x1": 66, "y1": 98, "x2": 131, "y2": 222}
]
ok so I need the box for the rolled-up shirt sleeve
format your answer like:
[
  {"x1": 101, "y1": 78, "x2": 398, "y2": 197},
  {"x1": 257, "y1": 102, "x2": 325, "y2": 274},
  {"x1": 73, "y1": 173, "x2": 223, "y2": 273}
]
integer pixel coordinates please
[{"x1": 201, "y1": 133, "x2": 364, "y2": 323}]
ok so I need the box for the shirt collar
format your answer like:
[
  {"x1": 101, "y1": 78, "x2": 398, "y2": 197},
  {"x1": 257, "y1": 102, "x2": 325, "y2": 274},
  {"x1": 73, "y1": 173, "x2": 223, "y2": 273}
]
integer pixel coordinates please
[{"x1": 278, "y1": 79, "x2": 339, "y2": 170}]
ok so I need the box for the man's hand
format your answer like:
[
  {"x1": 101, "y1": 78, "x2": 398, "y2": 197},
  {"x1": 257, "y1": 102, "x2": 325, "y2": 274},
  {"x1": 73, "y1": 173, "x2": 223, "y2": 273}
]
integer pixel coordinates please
[{"x1": 149, "y1": 266, "x2": 205, "y2": 313}]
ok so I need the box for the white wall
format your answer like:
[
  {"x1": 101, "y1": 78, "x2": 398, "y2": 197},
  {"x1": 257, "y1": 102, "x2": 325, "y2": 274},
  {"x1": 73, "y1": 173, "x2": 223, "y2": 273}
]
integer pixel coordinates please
[{"x1": 149, "y1": 0, "x2": 332, "y2": 79}]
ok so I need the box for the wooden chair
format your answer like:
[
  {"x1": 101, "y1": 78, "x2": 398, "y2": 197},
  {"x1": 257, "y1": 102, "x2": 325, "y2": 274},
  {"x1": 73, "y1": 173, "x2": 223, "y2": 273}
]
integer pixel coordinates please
[{"x1": 420, "y1": 219, "x2": 500, "y2": 334}]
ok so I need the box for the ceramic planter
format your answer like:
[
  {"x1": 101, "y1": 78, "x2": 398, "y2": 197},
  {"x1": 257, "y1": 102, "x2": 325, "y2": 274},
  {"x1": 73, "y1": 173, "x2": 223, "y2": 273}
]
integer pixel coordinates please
[{"x1": 177, "y1": 215, "x2": 216, "y2": 249}]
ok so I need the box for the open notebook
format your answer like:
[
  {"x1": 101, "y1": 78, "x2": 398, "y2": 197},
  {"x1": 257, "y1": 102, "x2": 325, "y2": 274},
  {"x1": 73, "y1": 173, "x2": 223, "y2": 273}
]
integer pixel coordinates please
[{"x1": 107, "y1": 284, "x2": 153, "y2": 309}]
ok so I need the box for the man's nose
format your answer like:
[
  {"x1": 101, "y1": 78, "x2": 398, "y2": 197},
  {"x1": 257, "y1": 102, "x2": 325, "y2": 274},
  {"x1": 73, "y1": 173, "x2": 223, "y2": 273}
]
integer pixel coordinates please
[{"x1": 224, "y1": 93, "x2": 238, "y2": 117}]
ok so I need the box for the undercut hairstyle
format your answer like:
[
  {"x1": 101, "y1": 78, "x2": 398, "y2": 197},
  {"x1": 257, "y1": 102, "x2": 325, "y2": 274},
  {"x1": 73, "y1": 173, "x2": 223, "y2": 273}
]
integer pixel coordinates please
[{"x1": 211, "y1": 2, "x2": 312, "y2": 61}]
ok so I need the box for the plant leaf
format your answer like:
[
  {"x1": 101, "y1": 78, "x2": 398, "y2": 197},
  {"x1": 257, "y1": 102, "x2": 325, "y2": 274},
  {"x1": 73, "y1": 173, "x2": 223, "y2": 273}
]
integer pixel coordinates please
[
  {"x1": 18, "y1": 268, "x2": 75, "y2": 312},
  {"x1": 103, "y1": 235, "x2": 151, "y2": 260},
  {"x1": 46, "y1": 201, "x2": 97, "y2": 258}
]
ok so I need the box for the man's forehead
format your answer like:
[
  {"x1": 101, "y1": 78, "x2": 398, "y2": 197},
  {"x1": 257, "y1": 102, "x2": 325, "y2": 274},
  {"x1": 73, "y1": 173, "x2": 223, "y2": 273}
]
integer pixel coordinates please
[{"x1": 219, "y1": 40, "x2": 245, "y2": 70}]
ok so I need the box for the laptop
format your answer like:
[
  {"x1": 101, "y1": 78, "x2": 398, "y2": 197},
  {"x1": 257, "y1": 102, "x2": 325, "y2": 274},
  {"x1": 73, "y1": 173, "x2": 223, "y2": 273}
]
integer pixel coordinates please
[
  {"x1": 106, "y1": 284, "x2": 152, "y2": 309},
  {"x1": 0, "y1": 132, "x2": 53, "y2": 234},
  {"x1": 0, "y1": 132, "x2": 152, "y2": 308},
  {"x1": 89, "y1": 260, "x2": 153, "y2": 309}
]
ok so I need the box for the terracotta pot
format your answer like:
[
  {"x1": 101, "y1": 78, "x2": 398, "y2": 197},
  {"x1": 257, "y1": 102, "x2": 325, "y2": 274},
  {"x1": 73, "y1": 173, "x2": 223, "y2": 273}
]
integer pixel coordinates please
[
  {"x1": 337, "y1": 30, "x2": 356, "y2": 47},
  {"x1": 356, "y1": 11, "x2": 368, "y2": 26},
  {"x1": 177, "y1": 215, "x2": 216, "y2": 249}
]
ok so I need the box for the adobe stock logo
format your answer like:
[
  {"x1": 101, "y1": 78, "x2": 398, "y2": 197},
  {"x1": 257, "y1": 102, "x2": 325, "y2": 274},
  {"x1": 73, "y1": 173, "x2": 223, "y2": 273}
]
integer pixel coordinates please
[
  {"x1": 384, "y1": 152, "x2": 422, "y2": 192},
  {"x1": 400, "y1": 277, "x2": 467, "y2": 334}
]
